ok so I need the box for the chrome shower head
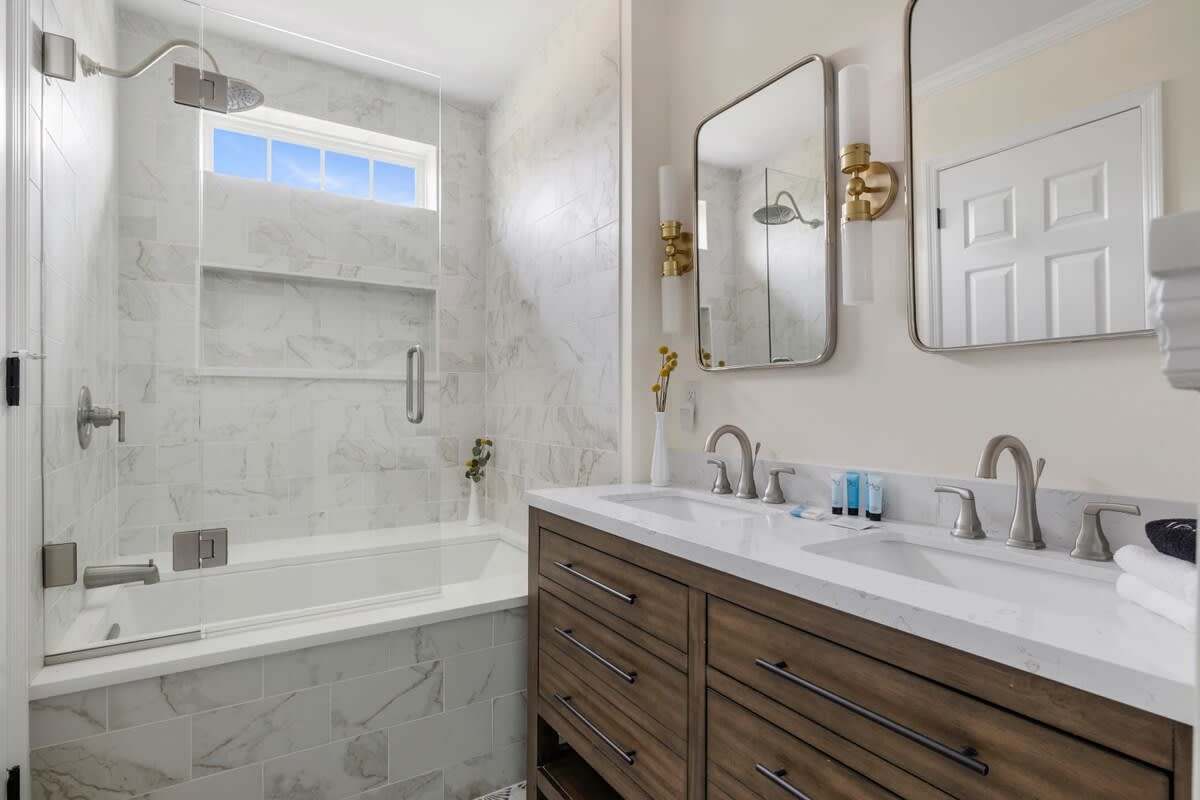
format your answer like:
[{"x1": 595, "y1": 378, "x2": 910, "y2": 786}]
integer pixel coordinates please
[
  {"x1": 80, "y1": 39, "x2": 266, "y2": 114},
  {"x1": 226, "y1": 78, "x2": 266, "y2": 113}
]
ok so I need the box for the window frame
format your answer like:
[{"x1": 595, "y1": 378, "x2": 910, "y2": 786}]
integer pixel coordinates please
[{"x1": 203, "y1": 106, "x2": 438, "y2": 210}]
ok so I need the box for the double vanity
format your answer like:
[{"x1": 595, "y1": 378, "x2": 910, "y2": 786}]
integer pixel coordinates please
[{"x1": 525, "y1": 474, "x2": 1193, "y2": 799}]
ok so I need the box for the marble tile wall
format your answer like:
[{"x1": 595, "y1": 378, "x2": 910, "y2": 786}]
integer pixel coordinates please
[
  {"x1": 36, "y1": 0, "x2": 121, "y2": 654},
  {"x1": 29, "y1": 609, "x2": 528, "y2": 800},
  {"x1": 483, "y1": 0, "x2": 622, "y2": 532},
  {"x1": 111, "y1": 10, "x2": 491, "y2": 555},
  {"x1": 670, "y1": 449, "x2": 1197, "y2": 553}
]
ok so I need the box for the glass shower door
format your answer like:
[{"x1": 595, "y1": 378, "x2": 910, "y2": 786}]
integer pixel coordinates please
[{"x1": 40, "y1": 1, "x2": 206, "y2": 662}]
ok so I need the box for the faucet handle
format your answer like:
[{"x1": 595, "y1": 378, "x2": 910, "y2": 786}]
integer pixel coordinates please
[
  {"x1": 707, "y1": 459, "x2": 732, "y2": 495},
  {"x1": 935, "y1": 485, "x2": 986, "y2": 539},
  {"x1": 763, "y1": 467, "x2": 795, "y2": 505},
  {"x1": 1034, "y1": 457, "x2": 1046, "y2": 488},
  {"x1": 1071, "y1": 503, "x2": 1140, "y2": 562}
]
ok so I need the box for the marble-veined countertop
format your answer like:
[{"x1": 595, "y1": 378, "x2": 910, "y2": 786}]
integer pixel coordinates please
[{"x1": 527, "y1": 484, "x2": 1194, "y2": 723}]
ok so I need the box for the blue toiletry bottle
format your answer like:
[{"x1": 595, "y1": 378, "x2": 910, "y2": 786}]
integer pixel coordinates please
[{"x1": 846, "y1": 472, "x2": 861, "y2": 516}]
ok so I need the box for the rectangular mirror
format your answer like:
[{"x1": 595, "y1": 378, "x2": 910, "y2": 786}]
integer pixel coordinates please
[
  {"x1": 694, "y1": 55, "x2": 836, "y2": 370},
  {"x1": 904, "y1": 0, "x2": 1192, "y2": 351}
]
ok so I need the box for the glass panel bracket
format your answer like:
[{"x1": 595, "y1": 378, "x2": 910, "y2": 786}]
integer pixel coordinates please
[
  {"x1": 172, "y1": 528, "x2": 229, "y2": 571},
  {"x1": 43, "y1": 543, "x2": 77, "y2": 588}
]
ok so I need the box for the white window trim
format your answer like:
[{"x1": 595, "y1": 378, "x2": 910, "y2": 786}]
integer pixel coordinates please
[{"x1": 203, "y1": 106, "x2": 438, "y2": 210}]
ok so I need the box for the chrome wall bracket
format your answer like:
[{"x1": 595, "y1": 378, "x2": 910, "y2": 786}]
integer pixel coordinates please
[
  {"x1": 41, "y1": 32, "x2": 77, "y2": 81},
  {"x1": 43, "y1": 542, "x2": 78, "y2": 588},
  {"x1": 172, "y1": 528, "x2": 229, "y2": 571}
]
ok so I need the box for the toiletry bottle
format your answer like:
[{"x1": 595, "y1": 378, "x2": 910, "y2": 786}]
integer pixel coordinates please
[
  {"x1": 867, "y1": 473, "x2": 883, "y2": 522},
  {"x1": 846, "y1": 472, "x2": 861, "y2": 517},
  {"x1": 831, "y1": 472, "x2": 844, "y2": 515}
]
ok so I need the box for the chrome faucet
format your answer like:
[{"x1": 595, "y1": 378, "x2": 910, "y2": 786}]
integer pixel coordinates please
[
  {"x1": 975, "y1": 435, "x2": 1045, "y2": 550},
  {"x1": 83, "y1": 560, "x2": 159, "y2": 589},
  {"x1": 704, "y1": 424, "x2": 760, "y2": 499}
]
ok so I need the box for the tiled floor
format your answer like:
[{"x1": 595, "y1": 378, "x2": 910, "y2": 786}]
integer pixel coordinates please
[{"x1": 476, "y1": 782, "x2": 527, "y2": 800}]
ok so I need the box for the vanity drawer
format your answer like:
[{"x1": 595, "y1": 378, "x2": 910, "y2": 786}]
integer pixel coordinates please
[
  {"x1": 708, "y1": 690, "x2": 901, "y2": 800},
  {"x1": 708, "y1": 598, "x2": 1170, "y2": 800},
  {"x1": 540, "y1": 589, "x2": 688, "y2": 742},
  {"x1": 539, "y1": 528, "x2": 689, "y2": 651},
  {"x1": 539, "y1": 644, "x2": 686, "y2": 800}
]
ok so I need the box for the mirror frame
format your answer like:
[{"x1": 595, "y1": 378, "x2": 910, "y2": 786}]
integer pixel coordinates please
[
  {"x1": 692, "y1": 53, "x2": 838, "y2": 372},
  {"x1": 902, "y1": 0, "x2": 1156, "y2": 353}
]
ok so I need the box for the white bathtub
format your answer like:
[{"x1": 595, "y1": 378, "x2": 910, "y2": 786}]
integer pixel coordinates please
[{"x1": 35, "y1": 522, "x2": 528, "y2": 697}]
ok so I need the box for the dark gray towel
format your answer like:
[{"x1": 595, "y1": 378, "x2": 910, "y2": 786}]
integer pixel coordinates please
[{"x1": 1146, "y1": 519, "x2": 1197, "y2": 563}]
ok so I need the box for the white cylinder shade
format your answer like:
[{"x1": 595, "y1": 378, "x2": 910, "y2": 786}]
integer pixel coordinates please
[
  {"x1": 661, "y1": 274, "x2": 687, "y2": 334},
  {"x1": 837, "y1": 64, "x2": 870, "y2": 146},
  {"x1": 658, "y1": 165, "x2": 680, "y2": 222},
  {"x1": 840, "y1": 220, "x2": 874, "y2": 305}
]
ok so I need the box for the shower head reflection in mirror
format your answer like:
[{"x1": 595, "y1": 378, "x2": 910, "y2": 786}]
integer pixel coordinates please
[{"x1": 753, "y1": 190, "x2": 824, "y2": 228}]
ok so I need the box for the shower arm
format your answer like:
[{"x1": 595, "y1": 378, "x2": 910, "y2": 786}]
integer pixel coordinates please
[
  {"x1": 80, "y1": 39, "x2": 222, "y2": 79},
  {"x1": 772, "y1": 190, "x2": 820, "y2": 228}
]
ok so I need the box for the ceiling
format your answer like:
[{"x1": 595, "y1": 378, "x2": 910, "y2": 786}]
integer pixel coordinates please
[
  {"x1": 697, "y1": 62, "x2": 826, "y2": 169},
  {"x1": 119, "y1": 0, "x2": 583, "y2": 106}
]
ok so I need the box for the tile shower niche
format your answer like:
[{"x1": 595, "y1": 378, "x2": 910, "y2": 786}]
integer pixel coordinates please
[
  {"x1": 200, "y1": 267, "x2": 437, "y2": 380},
  {"x1": 198, "y1": 171, "x2": 440, "y2": 380}
]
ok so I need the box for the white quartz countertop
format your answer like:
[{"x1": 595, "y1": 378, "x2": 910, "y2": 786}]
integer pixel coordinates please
[{"x1": 526, "y1": 484, "x2": 1195, "y2": 724}]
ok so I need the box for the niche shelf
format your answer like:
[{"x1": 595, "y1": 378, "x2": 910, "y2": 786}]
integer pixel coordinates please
[{"x1": 198, "y1": 264, "x2": 438, "y2": 382}]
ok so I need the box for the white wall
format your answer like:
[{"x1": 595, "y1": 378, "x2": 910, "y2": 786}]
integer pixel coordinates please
[{"x1": 633, "y1": 0, "x2": 1200, "y2": 500}]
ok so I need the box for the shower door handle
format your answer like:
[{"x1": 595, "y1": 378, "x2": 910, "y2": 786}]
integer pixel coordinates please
[{"x1": 406, "y1": 345, "x2": 425, "y2": 424}]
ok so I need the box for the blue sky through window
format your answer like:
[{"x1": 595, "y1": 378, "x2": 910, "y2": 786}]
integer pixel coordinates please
[
  {"x1": 271, "y1": 141, "x2": 321, "y2": 190},
  {"x1": 211, "y1": 127, "x2": 423, "y2": 207},
  {"x1": 325, "y1": 151, "x2": 370, "y2": 198},
  {"x1": 374, "y1": 161, "x2": 417, "y2": 206},
  {"x1": 213, "y1": 129, "x2": 267, "y2": 180}
]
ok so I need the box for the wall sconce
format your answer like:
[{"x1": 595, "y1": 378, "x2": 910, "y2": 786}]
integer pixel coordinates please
[
  {"x1": 837, "y1": 64, "x2": 896, "y2": 306},
  {"x1": 658, "y1": 165, "x2": 693, "y2": 334}
]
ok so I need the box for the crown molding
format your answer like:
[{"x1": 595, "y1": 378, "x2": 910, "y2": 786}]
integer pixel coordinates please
[{"x1": 913, "y1": 0, "x2": 1154, "y2": 100}]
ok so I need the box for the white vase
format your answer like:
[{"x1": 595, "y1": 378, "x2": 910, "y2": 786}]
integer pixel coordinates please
[
  {"x1": 466, "y1": 481, "x2": 482, "y2": 526},
  {"x1": 650, "y1": 411, "x2": 670, "y2": 487}
]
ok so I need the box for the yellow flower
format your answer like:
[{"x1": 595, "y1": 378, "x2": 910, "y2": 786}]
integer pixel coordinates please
[
  {"x1": 658, "y1": 346, "x2": 669, "y2": 355},
  {"x1": 466, "y1": 459, "x2": 478, "y2": 468},
  {"x1": 658, "y1": 367, "x2": 670, "y2": 377},
  {"x1": 718, "y1": 360, "x2": 726, "y2": 367},
  {"x1": 669, "y1": 351, "x2": 678, "y2": 360},
  {"x1": 651, "y1": 383, "x2": 661, "y2": 392}
]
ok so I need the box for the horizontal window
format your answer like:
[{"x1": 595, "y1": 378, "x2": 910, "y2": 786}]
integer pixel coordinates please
[{"x1": 205, "y1": 107, "x2": 436, "y2": 209}]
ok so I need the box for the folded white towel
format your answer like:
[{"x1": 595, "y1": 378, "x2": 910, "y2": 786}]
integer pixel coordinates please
[
  {"x1": 1116, "y1": 573, "x2": 1196, "y2": 632},
  {"x1": 1114, "y1": 545, "x2": 1197, "y2": 605}
]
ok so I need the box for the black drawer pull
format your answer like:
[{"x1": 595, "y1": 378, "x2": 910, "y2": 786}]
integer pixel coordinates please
[
  {"x1": 755, "y1": 765, "x2": 814, "y2": 800},
  {"x1": 554, "y1": 626, "x2": 637, "y2": 683},
  {"x1": 553, "y1": 561, "x2": 637, "y2": 604},
  {"x1": 554, "y1": 693, "x2": 636, "y2": 765},
  {"x1": 754, "y1": 658, "x2": 989, "y2": 776}
]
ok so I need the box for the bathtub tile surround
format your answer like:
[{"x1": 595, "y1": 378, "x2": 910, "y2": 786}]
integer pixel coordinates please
[
  {"x1": 671, "y1": 449, "x2": 1196, "y2": 554},
  {"x1": 483, "y1": 0, "x2": 622, "y2": 531},
  {"x1": 29, "y1": 611, "x2": 526, "y2": 800},
  {"x1": 109, "y1": 8, "x2": 490, "y2": 566}
]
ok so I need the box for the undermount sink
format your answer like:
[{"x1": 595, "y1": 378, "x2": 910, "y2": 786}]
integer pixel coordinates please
[
  {"x1": 805, "y1": 534, "x2": 1116, "y2": 609},
  {"x1": 604, "y1": 492, "x2": 766, "y2": 523}
]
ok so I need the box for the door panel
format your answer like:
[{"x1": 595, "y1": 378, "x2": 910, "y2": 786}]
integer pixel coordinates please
[{"x1": 937, "y1": 108, "x2": 1146, "y2": 347}]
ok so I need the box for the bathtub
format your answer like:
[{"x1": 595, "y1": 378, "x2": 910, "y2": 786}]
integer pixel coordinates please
[{"x1": 34, "y1": 521, "x2": 527, "y2": 698}]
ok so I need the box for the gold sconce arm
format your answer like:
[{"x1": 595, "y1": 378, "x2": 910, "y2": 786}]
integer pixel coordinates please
[
  {"x1": 840, "y1": 143, "x2": 897, "y2": 223},
  {"x1": 661, "y1": 221, "x2": 693, "y2": 277}
]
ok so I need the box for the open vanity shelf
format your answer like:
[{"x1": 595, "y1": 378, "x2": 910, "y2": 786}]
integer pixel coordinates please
[{"x1": 527, "y1": 508, "x2": 1194, "y2": 800}]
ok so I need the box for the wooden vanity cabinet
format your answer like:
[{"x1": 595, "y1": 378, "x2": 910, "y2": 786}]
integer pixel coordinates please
[{"x1": 528, "y1": 509, "x2": 1194, "y2": 800}]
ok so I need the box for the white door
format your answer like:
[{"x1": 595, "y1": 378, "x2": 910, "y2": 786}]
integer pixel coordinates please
[{"x1": 936, "y1": 108, "x2": 1147, "y2": 347}]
